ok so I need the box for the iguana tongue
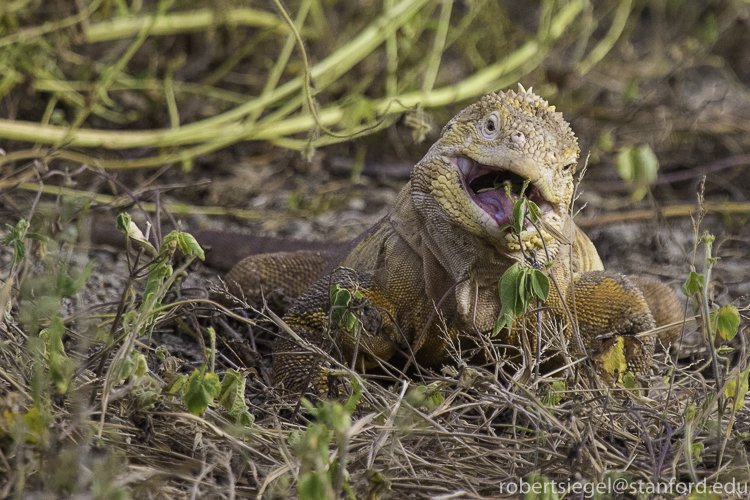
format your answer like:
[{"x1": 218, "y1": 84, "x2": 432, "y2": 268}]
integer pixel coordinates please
[{"x1": 473, "y1": 189, "x2": 517, "y2": 225}]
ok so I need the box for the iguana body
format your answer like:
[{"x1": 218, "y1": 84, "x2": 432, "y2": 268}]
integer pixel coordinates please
[{"x1": 225, "y1": 87, "x2": 682, "y2": 395}]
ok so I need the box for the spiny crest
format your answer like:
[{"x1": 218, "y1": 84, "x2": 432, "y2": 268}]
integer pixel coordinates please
[
  {"x1": 442, "y1": 86, "x2": 578, "y2": 149},
  {"x1": 476, "y1": 86, "x2": 569, "y2": 128}
]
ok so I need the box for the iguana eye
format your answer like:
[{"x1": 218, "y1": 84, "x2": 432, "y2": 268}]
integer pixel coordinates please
[
  {"x1": 481, "y1": 111, "x2": 501, "y2": 139},
  {"x1": 562, "y1": 162, "x2": 575, "y2": 172}
]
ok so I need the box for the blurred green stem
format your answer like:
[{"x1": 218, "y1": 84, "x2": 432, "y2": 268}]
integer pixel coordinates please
[
  {"x1": 422, "y1": 0, "x2": 453, "y2": 94},
  {"x1": 84, "y1": 7, "x2": 291, "y2": 42},
  {"x1": 0, "y1": 0, "x2": 104, "y2": 48},
  {"x1": 0, "y1": 0, "x2": 585, "y2": 167},
  {"x1": 577, "y1": 0, "x2": 632, "y2": 74}
]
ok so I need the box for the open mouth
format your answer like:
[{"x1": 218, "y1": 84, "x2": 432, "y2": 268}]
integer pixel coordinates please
[{"x1": 455, "y1": 156, "x2": 552, "y2": 228}]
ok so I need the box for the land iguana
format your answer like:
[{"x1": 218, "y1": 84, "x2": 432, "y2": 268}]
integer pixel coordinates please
[
  {"x1": 89, "y1": 86, "x2": 682, "y2": 394},
  {"x1": 217, "y1": 86, "x2": 682, "y2": 395}
]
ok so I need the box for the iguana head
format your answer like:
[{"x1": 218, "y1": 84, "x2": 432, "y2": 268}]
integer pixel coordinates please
[{"x1": 411, "y1": 86, "x2": 579, "y2": 258}]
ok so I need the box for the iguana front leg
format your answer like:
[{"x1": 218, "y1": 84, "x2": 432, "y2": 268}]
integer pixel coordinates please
[
  {"x1": 272, "y1": 268, "x2": 400, "y2": 396},
  {"x1": 538, "y1": 270, "x2": 680, "y2": 380},
  {"x1": 552, "y1": 271, "x2": 655, "y2": 377}
]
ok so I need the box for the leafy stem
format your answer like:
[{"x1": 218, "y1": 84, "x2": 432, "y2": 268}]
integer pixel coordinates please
[{"x1": 492, "y1": 197, "x2": 549, "y2": 341}]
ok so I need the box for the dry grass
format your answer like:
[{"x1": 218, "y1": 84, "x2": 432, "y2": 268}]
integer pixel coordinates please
[{"x1": 1, "y1": 263, "x2": 749, "y2": 499}]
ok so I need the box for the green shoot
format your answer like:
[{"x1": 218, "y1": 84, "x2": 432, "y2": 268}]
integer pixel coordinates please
[
  {"x1": 294, "y1": 381, "x2": 362, "y2": 500},
  {"x1": 330, "y1": 284, "x2": 364, "y2": 336},
  {"x1": 492, "y1": 194, "x2": 551, "y2": 337}
]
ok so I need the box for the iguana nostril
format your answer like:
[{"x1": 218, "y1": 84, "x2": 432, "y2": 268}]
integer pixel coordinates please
[{"x1": 511, "y1": 131, "x2": 525, "y2": 144}]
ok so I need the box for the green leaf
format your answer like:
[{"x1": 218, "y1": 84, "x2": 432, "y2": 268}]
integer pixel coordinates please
[
  {"x1": 134, "y1": 384, "x2": 160, "y2": 412},
  {"x1": 542, "y1": 380, "x2": 566, "y2": 407},
  {"x1": 616, "y1": 147, "x2": 635, "y2": 182},
  {"x1": 493, "y1": 264, "x2": 521, "y2": 336},
  {"x1": 725, "y1": 365, "x2": 750, "y2": 412},
  {"x1": 616, "y1": 144, "x2": 659, "y2": 201},
  {"x1": 161, "y1": 231, "x2": 205, "y2": 260},
  {"x1": 714, "y1": 304, "x2": 740, "y2": 342},
  {"x1": 702, "y1": 12, "x2": 718, "y2": 45},
  {"x1": 155, "y1": 345, "x2": 168, "y2": 361},
  {"x1": 3, "y1": 219, "x2": 30, "y2": 265},
  {"x1": 492, "y1": 313, "x2": 514, "y2": 337},
  {"x1": 39, "y1": 318, "x2": 76, "y2": 394},
  {"x1": 9, "y1": 406, "x2": 49, "y2": 444},
  {"x1": 298, "y1": 472, "x2": 331, "y2": 500},
  {"x1": 515, "y1": 269, "x2": 529, "y2": 315},
  {"x1": 525, "y1": 472, "x2": 559, "y2": 500},
  {"x1": 288, "y1": 429, "x2": 302, "y2": 446},
  {"x1": 4, "y1": 219, "x2": 29, "y2": 240},
  {"x1": 430, "y1": 391, "x2": 445, "y2": 407},
  {"x1": 117, "y1": 356, "x2": 135, "y2": 383},
  {"x1": 597, "y1": 129, "x2": 614, "y2": 152},
  {"x1": 531, "y1": 269, "x2": 550, "y2": 301},
  {"x1": 330, "y1": 284, "x2": 352, "y2": 320},
  {"x1": 175, "y1": 232, "x2": 205, "y2": 260},
  {"x1": 635, "y1": 145, "x2": 659, "y2": 188},
  {"x1": 165, "y1": 374, "x2": 189, "y2": 395},
  {"x1": 343, "y1": 93, "x2": 376, "y2": 128},
  {"x1": 133, "y1": 351, "x2": 149, "y2": 377},
  {"x1": 183, "y1": 370, "x2": 221, "y2": 415},
  {"x1": 49, "y1": 353, "x2": 76, "y2": 394},
  {"x1": 73, "y1": 260, "x2": 95, "y2": 296},
  {"x1": 10, "y1": 239, "x2": 26, "y2": 265},
  {"x1": 685, "y1": 403, "x2": 696, "y2": 422},
  {"x1": 527, "y1": 200, "x2": 540, "y2": 223},
  {"x1": 116, "y1": 213, "x2": 131, "y2": 232},
  {"x1": 117, "y1": 214, "x2": 157, "y2": 256},
  {"x1": 52, "y1": 259, "x2": 94, "y2": 299},
  {"x1": 112, "y1": 350, "x2": 148, "y2": 382},
  {"x1": 329, "y1": 284, "x2": 360, "y2": 335},
  {"x1": 691, "y1": 442, "x2": 704, "y2": 463},
  {"x1": 601, "y1": 337, "x2": 627, "y2": 378},
  {"x1": 622, "y1": 371, "x2": 637, "y2": 389},
  {"x1": 344, "y1": 310, "x2": 359, "y2": 333},
  {"x1": 142, "y1": 261, "x2": 172, "y2": 314},
  {"x1": 218, "y1": 369, "x2": 255, "y2": 425},
  {"x1": 682, "y1": 271, "x2": 705, "y2": 296},
  {"x1": 493, "y1": 263, "x2": 545, "y2": 336},
  {"x1": 407, "y1": 384, "x2": 443, "y2": 411},
  {"x1": 343, "y1": 378, "x2": 363, "y2": 414}
]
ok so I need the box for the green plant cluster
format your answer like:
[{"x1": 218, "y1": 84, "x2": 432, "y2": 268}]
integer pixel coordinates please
[
  {"x1": 0, "y1": 208, "x2": 257, "y2": 496},
  {"x1": 291, "y1": 382, "x2": 362, "y2": 500}
]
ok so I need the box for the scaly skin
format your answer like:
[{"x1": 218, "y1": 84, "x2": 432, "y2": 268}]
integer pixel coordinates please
[{"x1": 225, "y1": 86, "x2": 682, "y2": 395}]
